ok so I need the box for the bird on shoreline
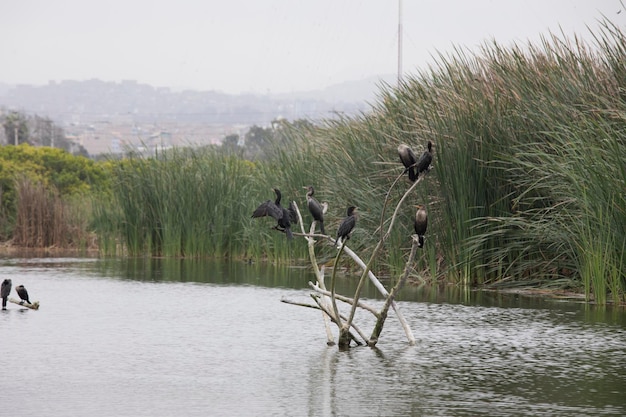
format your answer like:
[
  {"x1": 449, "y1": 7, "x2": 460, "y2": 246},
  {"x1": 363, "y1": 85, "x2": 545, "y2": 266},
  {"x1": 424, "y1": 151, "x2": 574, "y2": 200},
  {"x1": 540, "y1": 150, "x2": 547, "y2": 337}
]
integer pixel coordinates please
[
  {"x1": 336, "y1": 206, "x2": 358, "y2": 246},
  {"x1": 398, "y1": 144, "x2": 418, "y2": 182},
  {"x1": 304, "y1": 185, "x2": 325, "y2": 234},
  {"x1": 16, "y1": 285, "x2": 30, "y2": 304},
  {"x1": 252, "y1": 188, "x2": 296, "y2": 240},
  {"x1": 1, "y1": 279, "x2": 12, "y2": 310},
  {"x1": 414, "y1": 204, "x2": 428, "y2": 248},
  {"x1": 415, "y1": 141, "x2": 433, "y2": 177}
]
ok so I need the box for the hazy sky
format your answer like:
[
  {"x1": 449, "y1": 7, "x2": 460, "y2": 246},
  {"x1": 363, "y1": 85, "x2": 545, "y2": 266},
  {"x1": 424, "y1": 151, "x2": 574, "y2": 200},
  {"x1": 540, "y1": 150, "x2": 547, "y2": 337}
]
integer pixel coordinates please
[{"x1": 1, "y1": 0, "x2": 623, "y2": 94}]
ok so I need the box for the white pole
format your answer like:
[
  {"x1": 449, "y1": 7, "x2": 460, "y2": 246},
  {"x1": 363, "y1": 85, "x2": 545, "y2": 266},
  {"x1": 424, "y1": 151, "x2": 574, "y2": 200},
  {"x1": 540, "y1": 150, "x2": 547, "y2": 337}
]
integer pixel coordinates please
[{"x1": 398, "y1": 0, "x2": 403, "y2": 86}]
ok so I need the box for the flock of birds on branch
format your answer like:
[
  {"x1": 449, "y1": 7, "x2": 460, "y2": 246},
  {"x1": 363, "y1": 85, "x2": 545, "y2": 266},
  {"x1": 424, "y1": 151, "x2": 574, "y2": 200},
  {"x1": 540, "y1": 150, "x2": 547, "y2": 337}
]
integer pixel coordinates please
[
  {"x1": 1, "y1": 279, "x2": 31, "y2": 310},
  {"x1": 252, "y1": 141, "x2": 433, "y2": 248}
]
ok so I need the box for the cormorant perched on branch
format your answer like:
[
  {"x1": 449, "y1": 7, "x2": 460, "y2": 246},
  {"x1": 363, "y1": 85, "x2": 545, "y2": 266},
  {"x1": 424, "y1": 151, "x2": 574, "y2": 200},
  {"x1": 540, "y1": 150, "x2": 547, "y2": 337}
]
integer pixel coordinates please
[
  {"x1": 303, "y1": 185, "x2": 325, "y2": 234},
  {"x1": 414, "y1": 204, "x2": 428, "y2": 248},
  {"x1": 415, "y1": 141, "x2": 433, "y2": 177},
  {"x1": 336, "y1": 206, "x2": 358, "y2": 246},
  {"x1": 16, "y1": 285, "x2": 30, "y2": 304},
  {"x1": 398, "y1": 144, "x2": 418, "y2": 182},
  {"x1": 252, "y1": 188, "x2": 296, "y2": 239},
  {"x1": 1, "y1": 279, "x2": 11, "y2": 310}
]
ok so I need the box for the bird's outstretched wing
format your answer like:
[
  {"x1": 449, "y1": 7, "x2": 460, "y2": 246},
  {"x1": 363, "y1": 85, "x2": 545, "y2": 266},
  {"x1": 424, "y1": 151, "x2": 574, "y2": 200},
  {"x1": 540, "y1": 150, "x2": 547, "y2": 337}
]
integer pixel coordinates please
[{"x1": 252, "y1": 200, "x2": 283, "y2": 220}]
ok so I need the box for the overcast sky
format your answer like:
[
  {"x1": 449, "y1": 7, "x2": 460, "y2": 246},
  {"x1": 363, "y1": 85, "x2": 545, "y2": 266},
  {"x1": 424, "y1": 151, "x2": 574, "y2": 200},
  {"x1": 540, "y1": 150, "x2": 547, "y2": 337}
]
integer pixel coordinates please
[{"x1": 0, "y1": 0, "x2": 623, "y2": 94}]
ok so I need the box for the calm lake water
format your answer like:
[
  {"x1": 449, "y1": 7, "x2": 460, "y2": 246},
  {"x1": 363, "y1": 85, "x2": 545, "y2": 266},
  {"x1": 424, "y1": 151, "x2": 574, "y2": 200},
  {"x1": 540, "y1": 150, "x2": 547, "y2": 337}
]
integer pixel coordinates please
[{"x1": 1, "y1": 256, "x2": 625, "y2": 416}]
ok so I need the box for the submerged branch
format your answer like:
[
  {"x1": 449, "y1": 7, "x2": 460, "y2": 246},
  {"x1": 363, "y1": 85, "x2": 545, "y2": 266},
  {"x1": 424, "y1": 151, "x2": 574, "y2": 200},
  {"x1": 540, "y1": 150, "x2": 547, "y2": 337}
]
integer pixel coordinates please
[
  {"x1": 339, "y1": 176, "x2": 422, "y2": 346},
  {"x1": 330, "y1": 240, "x2": 346, "y2": 328},
  {"x1": 290, "y1": 176, "x2": 421, "y2": 347},
  {"x1": 281, "y1": 298, "x2": 320, "y2": 310},
  {"x1": 281, "y1": 296, "x2": 362, "y2": 345},
  {"x1": 308, "y1": 281, "x2": 380, "y2": 317},
  {"x1": 310, "y1": 294, "x2": 367, "y2": 345},
  {"x1": 323, "y1": 232, "x2": 415, "y2": 344},
  {"x1": 292, "y1": 201, "x2": 325, "y2": 289},
  {"x1": 369, "y1": 236, "x2": 420, "y2": 346},
  {"x1": 292, "y1": 200, "x2": 334, "y2": 344}
]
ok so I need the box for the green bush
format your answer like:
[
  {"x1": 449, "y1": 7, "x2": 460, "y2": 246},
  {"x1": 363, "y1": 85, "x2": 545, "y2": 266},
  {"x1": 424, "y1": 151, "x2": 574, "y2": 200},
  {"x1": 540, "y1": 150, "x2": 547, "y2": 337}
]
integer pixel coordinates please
[{"x1": 0, "y1": 144, "x2": 109, "y2": 242}]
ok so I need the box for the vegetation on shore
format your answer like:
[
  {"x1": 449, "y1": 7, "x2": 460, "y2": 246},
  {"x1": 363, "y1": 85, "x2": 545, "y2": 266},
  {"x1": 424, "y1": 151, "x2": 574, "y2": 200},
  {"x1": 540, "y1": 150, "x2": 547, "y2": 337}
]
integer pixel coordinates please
[
  {"x1": 1, "y1": 20, "x2": 625, "y2": 304},
  {"x1": 0, "y1": 144, "x2": 107, "y2": 247}
]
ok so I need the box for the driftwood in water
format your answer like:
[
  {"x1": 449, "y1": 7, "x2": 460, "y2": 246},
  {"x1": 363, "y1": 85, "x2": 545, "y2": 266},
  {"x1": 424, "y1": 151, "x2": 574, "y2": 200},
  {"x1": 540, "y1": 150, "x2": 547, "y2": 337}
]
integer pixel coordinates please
[
  {"x1": 8, "y1": 297, "x2": 40, "y2": 310},
  {"x1": 307, "y1": 281, "x2": 379, "y2": 316},
  {"x1": 293, "y1": 201, "x2": 337, "y2": 345},
  {"x1": 369, "y1": 236, "x2": 420, "y2": 345},
  {"x1": 285, "y1": 172, "x2": 424, "y2": 348},
  {"x1": 336, "y1": 176, "x2": 422, "y2": 347},
  {"x1": 280, "y1": 296, "x2": 364, "y2": 346}
]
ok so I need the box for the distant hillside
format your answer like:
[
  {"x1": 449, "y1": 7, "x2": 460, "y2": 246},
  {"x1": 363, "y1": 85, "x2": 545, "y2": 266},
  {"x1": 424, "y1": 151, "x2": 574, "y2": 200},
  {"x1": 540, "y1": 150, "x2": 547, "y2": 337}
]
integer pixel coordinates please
[
  {"x1": 0, "y1": 83, "x2": 11, "y2": 97},
  {"x1": 0, "y1": 77, "x2": 393, "y2": 126},
  {"x1": 278, "y1": 74, "x2": 396, "y2": 104}
]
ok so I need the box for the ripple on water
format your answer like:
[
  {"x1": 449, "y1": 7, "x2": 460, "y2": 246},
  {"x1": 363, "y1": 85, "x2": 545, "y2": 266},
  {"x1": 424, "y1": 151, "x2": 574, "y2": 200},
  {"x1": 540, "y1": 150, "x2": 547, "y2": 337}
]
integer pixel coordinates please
[{"x1": 1, "y1": 259, "x2": 625, "y2": 416}]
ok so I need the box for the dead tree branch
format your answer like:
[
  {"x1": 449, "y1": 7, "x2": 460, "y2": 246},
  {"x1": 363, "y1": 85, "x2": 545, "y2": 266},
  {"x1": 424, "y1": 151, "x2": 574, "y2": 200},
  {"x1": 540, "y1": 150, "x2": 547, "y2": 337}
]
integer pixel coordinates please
[
  {"x1": 308, "y1": 281, "x2": 379, "y2": 317},
  {"x1": 338, "y1": 174, "x2": 422, "y2": 347},
  {"x1": 369, "y1": 236, "x2": 419, "y2": 346}
]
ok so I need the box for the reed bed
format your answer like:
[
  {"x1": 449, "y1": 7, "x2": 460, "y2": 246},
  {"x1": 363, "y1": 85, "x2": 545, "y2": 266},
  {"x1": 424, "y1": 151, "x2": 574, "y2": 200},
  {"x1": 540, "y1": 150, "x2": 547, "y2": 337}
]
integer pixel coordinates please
[
  {"x1": 12, "y1": 176, "x2": 93, "y2": 249},
  {"x1": 384, "y1": 23, "x2": 625, "y2": 301},
  {"x1": 93, "y1": 20, "x2": 626, "y2": 302},
  {"x1": 93, "y1": 147, "x2": 254, "y2": 258},
  {"x1": 13, "y1": 176, "x2": 64, "y2": 247},
  {"x1": 264, "y1": 22, "x2": 626, "y2": 301}
]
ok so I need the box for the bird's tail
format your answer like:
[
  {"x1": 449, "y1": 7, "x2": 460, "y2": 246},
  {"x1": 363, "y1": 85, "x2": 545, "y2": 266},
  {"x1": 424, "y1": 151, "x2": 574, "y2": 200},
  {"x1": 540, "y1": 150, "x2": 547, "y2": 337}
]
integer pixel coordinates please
[
  {"x1": 418, "y1": 235, "x2": 424, "y2": 248},
  {"x1": 286, "y1": 228, "x2": 294, "y2": 240},
  {"x1": 320, "y1": 222, "x2": 325, "y2": 235},
  {"x1": 2, "y1": 298, "x2": 6, "y2": 308},
  {"x1": 408, "y1": 167, "x2": 417, "y2": 182}
]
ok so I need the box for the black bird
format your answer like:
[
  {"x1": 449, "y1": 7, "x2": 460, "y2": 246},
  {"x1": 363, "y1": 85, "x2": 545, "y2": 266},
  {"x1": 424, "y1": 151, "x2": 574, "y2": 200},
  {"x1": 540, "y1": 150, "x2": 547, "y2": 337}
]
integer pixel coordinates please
[
  {"x1": 398, "y1": 144, "x2": 418, "y2": 182},
  {"x1": 16, "y1": 285, "x2": 30, "y2": 304},
  {"x1": 414, "y1": 204, "x2": 428, "y2": 248},
  {"x1": 1, "y1": 278, "x2": 11, "y2": 310},
  {"x1": 336, "y1": 206, "x2": 358, "y2": 246},
  {"x1": 415, "y1": 141, "x2": 433, "y2": 177},
  {"x1": 252, "y1": 188, "x2": 295, "y2": 239},
  {"x1": 287, "y1": 201, "x2": 298, "y2": 226},
  {"x1": 303, "y1": 185, "x2": 325, "y2": 234}
]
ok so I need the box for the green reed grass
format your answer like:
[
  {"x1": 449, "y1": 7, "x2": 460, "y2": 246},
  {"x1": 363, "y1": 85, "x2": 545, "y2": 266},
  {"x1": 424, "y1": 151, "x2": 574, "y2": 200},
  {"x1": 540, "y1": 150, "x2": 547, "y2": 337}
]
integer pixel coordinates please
[
  {"x1": 93, "y1": 147, "x2": 257, "y2": 258},
  {"x1": 91, "y1": 19, "x2": 626, "y2": 302},
  {"x1": 274, "y1": 20, "x2": 626, "y2": 300}
]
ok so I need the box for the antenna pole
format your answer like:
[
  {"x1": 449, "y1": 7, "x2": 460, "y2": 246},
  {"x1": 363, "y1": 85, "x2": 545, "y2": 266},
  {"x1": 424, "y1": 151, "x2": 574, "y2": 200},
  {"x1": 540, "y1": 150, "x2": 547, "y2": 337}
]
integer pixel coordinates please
[{"x1": 397, "y1": 0, "x2": 403, "y2": 86}]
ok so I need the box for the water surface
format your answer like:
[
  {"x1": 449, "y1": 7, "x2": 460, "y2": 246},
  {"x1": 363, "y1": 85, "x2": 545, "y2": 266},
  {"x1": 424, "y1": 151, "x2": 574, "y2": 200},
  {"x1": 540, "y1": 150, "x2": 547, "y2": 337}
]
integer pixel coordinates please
[{"x1": 1, "y1": 257, "x2": 624, "y2": 416}]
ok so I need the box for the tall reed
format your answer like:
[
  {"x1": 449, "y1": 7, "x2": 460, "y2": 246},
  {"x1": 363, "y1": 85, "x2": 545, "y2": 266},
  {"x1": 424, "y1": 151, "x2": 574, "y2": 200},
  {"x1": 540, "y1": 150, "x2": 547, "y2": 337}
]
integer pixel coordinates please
[
  {"x1": 422, "y1": 25, "x2": 626, "y2": 299},
  {"x1": 91, "y1": 19, "x2": 626, "y2": 302},
  {"x1": 94, "y1": 147, "x2": 257, "y2": 258},
  {"x1": 267, "y1": 20, "x2": 626, "y2": 300},
  {"x1": 12, "y1": 176, "x2": 93, "y2": 249}
]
